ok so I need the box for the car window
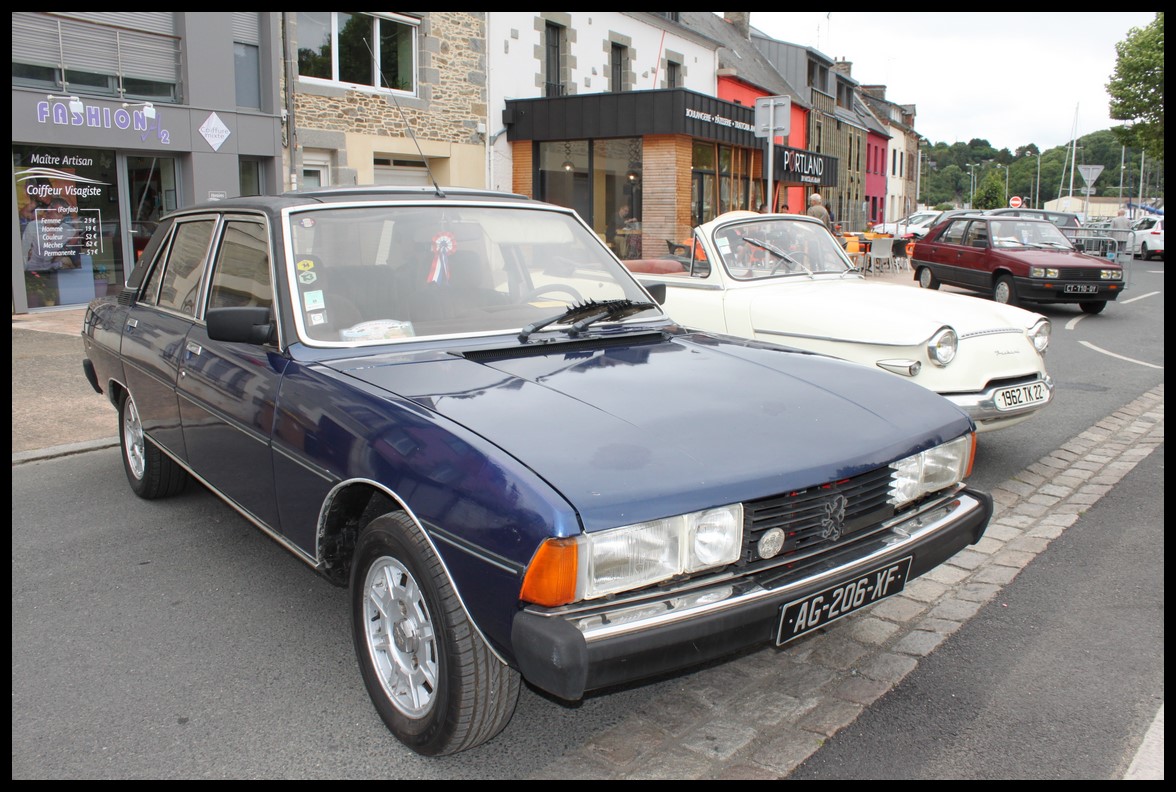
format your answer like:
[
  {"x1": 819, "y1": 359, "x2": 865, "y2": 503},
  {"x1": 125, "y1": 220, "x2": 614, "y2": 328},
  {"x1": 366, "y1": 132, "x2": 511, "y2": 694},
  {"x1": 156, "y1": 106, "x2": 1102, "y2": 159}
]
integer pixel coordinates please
[
  {"x1": 939, "y1": 219, "x2": 968, "y2": 245},
  {"x1": 286, "y1": 204, "x2": 656, "y2": 345},
  {"x1": 208, "y1": 219, "x2": 273, "y2": 313},
  {"x1": 713, "y1": 217, "x2": 852, "y2": 280},
  {"x1": 963, "y1": 221, "x2": 989, "y2": 248},
  {"x1": 154, "y1": 219, "x2": 215, "y2": 315}
]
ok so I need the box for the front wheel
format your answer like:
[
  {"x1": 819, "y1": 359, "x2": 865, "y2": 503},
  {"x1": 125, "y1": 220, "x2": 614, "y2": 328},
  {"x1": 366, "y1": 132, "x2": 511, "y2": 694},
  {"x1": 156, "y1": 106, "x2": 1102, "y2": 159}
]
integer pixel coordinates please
[
  {"x1": 917, "y1": 266, "x2": 939, "y2": 290},
  {"x1": 1079, "y1": 300, "x2": 1107, "y2": 315},
  {"x1": 118, "y1": 391, "x2": 187, "y2": 499},
  {"x1": 1140, "y1": 243, "x2": 1151, "y2": 260},
  {"x1": 351, "y1": 512, "x2": 520, "y2": 756},
  {"x1": 993, "y1": 275, "x2": 1018, "y2": 307}
]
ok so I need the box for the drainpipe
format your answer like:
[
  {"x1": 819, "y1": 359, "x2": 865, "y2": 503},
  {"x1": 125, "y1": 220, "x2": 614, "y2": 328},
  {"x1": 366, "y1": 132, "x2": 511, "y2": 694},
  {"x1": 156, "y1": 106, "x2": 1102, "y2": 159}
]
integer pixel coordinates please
[{"x1": 282, "y1": 13, "x2": 299, "y2": 192}]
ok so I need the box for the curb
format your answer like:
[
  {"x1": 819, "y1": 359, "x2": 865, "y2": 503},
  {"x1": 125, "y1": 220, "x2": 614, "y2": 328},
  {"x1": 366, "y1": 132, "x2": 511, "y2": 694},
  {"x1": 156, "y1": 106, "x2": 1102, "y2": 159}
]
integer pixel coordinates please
[
  {"x1": 525, "y1": 384, "x2": 1165, "y2": 779},
  {"x1": 12, "y1": 436, "x2": 120, "y2": 465}
]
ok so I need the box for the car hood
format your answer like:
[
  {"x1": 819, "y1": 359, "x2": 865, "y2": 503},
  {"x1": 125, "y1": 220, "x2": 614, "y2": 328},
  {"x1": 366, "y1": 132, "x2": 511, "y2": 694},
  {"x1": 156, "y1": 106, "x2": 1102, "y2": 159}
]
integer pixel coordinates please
[
  {"x1": 324, "y1": 331, "x2": 972, "y2": 532},
  {"x1": 739, "y1": 278, "x2": 1039, "y2": 346}
]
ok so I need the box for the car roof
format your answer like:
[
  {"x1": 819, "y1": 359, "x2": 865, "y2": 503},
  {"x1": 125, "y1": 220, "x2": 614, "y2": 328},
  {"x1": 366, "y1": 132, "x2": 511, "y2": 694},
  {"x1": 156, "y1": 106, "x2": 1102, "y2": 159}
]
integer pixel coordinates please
[{"x1": 160, "y1": 185, "x2": 537, "y2": 219}]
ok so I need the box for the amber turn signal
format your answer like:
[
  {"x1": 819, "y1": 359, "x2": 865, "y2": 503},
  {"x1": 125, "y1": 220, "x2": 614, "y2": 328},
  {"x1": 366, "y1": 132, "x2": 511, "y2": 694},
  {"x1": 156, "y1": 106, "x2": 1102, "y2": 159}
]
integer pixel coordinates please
[{"x1": 519, "y1": 537, "x2": 579, "y2": 607}]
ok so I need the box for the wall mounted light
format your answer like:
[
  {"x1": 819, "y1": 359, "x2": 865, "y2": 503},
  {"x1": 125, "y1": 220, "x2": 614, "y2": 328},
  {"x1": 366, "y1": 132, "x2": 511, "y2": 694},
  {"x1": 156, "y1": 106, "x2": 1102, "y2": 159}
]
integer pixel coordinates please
[
  {"x1": 561, "y1": 141, "x2": 575, "y2": 172},
  {"x1": 47, "y1": 95, "x2": 84, "y2": 116},
  {"x1": 122, "y1": 101, "x2": 157, "y2": 120}
]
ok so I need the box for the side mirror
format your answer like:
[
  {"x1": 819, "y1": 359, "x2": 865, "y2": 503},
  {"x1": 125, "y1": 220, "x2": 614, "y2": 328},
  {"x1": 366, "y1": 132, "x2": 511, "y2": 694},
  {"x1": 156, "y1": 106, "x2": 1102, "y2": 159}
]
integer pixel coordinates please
[{"x1": 206, "y1": 306, "x2": 275, "y2": 345}]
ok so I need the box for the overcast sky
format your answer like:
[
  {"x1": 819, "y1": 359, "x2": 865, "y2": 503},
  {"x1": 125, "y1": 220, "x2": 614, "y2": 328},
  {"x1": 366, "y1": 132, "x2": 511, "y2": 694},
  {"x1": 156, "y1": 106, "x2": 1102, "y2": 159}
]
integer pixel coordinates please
[{"x1": 743, "y1": 12, "x2": 1158, "y2": 152}]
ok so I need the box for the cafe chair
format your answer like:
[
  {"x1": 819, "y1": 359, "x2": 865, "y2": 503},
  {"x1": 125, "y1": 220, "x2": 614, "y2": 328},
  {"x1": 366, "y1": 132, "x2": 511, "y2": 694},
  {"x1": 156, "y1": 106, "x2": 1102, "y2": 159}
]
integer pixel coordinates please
[{"x1": 867, "y1": 237, "x2": 895, "y2": 274}]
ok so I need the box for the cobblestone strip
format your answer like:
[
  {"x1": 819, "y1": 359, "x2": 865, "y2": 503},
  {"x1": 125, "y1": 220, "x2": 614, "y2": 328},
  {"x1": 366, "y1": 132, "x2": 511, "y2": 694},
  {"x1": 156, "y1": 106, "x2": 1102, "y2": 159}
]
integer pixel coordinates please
[{"x1": 527, "y1": 384, "x2": 1164, "y2": 780}]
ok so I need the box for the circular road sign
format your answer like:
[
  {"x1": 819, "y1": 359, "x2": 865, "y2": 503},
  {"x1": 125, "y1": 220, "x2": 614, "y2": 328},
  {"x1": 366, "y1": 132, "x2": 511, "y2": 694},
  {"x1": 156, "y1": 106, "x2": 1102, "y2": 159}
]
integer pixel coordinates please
[{"x1": 1009, "y1": 196, "x2": 1023, "y2": 208}]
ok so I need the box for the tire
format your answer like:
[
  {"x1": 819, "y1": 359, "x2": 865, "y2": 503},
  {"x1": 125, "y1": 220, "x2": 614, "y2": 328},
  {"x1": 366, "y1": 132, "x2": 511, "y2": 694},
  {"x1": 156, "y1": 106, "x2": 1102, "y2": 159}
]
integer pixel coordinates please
[
  {"x1": 118, "y1": 391, "x2": 187, "y2": 499},
  {"x1": 1140, "y1": 243, "x2": 1150, "y2": 260},
  {"x1": 351, "y1": 512, "x2": 520, "y2": 756},
  {"x1": 993, "y1": 275, "x2": 1018, "y2": 307},
  {"x1": 917, "y1": 266, "x2": 939, "y2": 290},
  {"x1": 1080, "y1": 300, "x2": 1107, "y2": 315}
]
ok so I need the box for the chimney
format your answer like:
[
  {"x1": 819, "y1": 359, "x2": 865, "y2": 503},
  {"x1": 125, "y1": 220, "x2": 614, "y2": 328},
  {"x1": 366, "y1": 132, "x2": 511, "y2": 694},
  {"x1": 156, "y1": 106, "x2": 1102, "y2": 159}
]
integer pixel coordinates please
[
  {"x1": 832, "y1": 58, "x2": 852, "y2": 77},
  {"x1": 725, "y1": 12, "x2": 751, "y2": 40}
]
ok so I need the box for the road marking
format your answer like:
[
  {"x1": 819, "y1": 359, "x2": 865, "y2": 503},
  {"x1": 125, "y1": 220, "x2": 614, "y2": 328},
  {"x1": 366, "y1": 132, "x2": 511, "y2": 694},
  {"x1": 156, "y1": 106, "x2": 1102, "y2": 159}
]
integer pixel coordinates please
[
  {"x1": 1079, "y1": 340, "x2": 1164, "y2": 369},
  {"x1": 1064, "y1": 291, "x2": 1160, "y2": 330}
]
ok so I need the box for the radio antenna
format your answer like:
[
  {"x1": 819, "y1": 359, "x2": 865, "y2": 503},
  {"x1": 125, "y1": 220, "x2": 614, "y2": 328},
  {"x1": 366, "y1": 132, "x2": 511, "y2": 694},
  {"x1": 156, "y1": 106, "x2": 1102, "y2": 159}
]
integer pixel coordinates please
[{"x1": 365, "y1": 37, "x2": 445, "y2": 197}]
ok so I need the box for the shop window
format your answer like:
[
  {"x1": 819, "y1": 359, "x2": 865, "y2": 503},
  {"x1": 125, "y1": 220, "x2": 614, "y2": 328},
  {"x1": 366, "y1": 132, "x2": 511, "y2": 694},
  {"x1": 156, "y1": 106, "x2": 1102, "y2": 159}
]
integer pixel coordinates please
[
  {"x1": 239, "y1": 159, "x2": 264, "y2": 196},
  {"x1": 297, "y1": 12, "x2": 418, "y2": 93}
]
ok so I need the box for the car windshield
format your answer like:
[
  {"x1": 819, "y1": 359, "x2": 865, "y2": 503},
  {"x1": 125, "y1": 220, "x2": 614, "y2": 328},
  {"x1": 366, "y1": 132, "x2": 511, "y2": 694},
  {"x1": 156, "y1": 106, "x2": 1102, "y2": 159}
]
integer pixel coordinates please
[
  {"x1": 284, "y1": 204, "x2": 660, "y2": 346},
  {"x1": 712, "y1": 218, "x2": 855, "y2": 280},
  {"x1": 989, "y1": 219, "x2": 1075, "y2": 250}
]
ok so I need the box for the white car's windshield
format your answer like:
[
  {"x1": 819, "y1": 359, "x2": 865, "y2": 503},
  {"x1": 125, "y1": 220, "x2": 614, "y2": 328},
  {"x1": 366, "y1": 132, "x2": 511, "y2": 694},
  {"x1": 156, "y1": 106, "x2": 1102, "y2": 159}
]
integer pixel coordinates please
[
  {"x1": 284, "y1": 204, "x2": 660, "y2": 346},
  {"x1": 713, "y1": 218, "x2": 856, "y2": 280},
  {"x1": 989, "y1": 220, "x2": 1074, "y2": 250}
]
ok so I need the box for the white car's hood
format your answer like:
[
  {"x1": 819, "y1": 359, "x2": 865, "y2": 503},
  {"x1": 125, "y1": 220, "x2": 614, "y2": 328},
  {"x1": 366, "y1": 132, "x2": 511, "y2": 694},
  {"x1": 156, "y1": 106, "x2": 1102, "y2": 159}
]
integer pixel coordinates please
[{"x1": 742, "y1": 277, "x2": 1039, "y2": 346}]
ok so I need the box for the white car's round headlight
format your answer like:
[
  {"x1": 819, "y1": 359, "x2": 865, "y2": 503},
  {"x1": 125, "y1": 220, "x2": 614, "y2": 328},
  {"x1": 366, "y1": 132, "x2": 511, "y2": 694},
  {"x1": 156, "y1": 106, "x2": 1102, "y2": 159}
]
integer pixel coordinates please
[
  {"x1": 1030, "y1": 319, "x2": 1051, "y2": 354},
  {"x1": 927, "y1": 327, "x2": 957, "y2": 367}
]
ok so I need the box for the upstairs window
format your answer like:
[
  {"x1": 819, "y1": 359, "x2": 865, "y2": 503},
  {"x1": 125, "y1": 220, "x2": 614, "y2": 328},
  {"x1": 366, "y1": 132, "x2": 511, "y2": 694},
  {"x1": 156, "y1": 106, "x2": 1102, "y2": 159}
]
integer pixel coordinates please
[
  {"x1": 610, "y1": 44, "x2": 627, "y2": 93},
  {"x1": 545, "y1": 22, "x2": 564, "y2": 97},
  {"x1": 665, "y1": 61, "x2": 680, "y2": 89},
  {"x1": 297, "y1": 12, "x2": 418, "y2": 93}
]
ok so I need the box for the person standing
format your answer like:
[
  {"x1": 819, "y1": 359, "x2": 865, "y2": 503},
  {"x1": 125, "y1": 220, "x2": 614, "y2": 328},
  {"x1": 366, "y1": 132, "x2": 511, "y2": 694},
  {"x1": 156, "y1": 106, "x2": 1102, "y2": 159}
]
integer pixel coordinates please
[
  {"x1": 806, "y1": 193, "x2": 832, "y2": 231},
  {"x1": 1109, "y1": 208, "x2": 1132, "y2": 254}
]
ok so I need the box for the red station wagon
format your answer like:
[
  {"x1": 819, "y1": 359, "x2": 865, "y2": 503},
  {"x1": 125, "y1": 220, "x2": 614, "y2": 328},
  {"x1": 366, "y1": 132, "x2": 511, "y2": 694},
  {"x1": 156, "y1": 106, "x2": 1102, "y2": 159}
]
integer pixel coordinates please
[{"x1": 912, "y1": 215, "x2": 1125, "y2": 314}]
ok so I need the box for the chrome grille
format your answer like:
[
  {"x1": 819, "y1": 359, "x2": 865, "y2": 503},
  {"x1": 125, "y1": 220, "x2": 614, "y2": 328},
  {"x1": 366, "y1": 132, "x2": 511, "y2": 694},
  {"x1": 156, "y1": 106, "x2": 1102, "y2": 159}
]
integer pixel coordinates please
[{"x1": 739, "y1": 466, "x2": 895, "y2": 573}]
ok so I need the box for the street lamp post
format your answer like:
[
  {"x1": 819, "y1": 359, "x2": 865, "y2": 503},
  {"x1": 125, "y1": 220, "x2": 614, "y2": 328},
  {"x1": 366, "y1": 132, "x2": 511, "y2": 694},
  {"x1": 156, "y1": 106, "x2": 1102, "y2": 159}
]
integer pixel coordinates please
[{"x1": 966, "y1": 164, "x2": 978, "y2": 209}]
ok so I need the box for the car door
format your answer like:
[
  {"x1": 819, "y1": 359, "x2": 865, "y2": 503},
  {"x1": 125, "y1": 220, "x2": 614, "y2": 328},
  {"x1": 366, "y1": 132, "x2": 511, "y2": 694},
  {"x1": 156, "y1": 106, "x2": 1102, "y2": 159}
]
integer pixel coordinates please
[
  {"x1": 118, "y1": 216, "x2": 217, "y2": 462},
  {"x1": 177, "y1": 215, "x2": 286, "y2": 530},
  {"x1": 919, "y1": 218, "x2": 972, "y2": 288}
]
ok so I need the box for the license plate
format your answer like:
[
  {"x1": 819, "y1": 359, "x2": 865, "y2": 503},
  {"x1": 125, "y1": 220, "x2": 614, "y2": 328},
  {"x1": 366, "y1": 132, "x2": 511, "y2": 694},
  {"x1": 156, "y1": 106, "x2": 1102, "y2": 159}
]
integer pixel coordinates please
[
  {"x1": 1064, "y1": 283, "x2": 1099, "y2": 294},
  {"x1": 777, "y1": 556, "x2": 912, "y2": 644},
  {"x1": 995, "y1": 380, "x2": 1049, "y2": 411}
]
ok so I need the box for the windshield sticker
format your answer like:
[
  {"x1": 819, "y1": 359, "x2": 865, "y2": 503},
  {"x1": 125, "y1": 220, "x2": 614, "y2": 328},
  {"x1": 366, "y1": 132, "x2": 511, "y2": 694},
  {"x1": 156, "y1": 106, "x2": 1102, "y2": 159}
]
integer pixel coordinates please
[{"x1": 303, "y1": 290, "x2": 325, "y2": 311}]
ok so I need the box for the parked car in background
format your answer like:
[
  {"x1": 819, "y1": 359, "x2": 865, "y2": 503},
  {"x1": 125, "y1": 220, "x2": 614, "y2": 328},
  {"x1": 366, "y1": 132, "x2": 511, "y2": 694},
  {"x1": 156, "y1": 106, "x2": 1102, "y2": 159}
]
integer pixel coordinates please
[
  {"x1": 80, "y1": 187, "x2": 993, "y2": 756},
  {"x1": 871, "y1": 209, "x2": 941, "y2": 239},
  {"x1": 1131, "y1": 216, "x2": 1164, "y2": 260},
  {"x1": 624, "y1": 211, "x2": 1054, "y2": 432},
  {"x1": 912, "y1": 214, "x2": 1125, "y2": 314},
  {"x1": 986, "y1": 207, "x2": 1082, "y2": 239}
]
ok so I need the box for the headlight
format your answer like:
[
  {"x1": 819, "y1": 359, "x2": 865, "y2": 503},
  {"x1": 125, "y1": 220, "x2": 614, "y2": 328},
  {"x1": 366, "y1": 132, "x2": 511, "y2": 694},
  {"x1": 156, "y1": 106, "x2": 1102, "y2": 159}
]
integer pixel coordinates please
[
  {"x1": 1029, "y1": 319, "x2": 1051, "y2": 354},
  {"x1": 1030, "y1": 267, "x2": 1059, "y2": 278},
  {"x1": 519, "y1": 504, "x2": 744, "y2": 606},
  {"x1": 889, "y1": 434, "x2": 975, "y2": 509},
  {"x1": 1100, "y1": 269, "x2": 1122, "y2": 280},
  {"x1": 926, "y1": 327, "x2": 957, "y2": 367}
]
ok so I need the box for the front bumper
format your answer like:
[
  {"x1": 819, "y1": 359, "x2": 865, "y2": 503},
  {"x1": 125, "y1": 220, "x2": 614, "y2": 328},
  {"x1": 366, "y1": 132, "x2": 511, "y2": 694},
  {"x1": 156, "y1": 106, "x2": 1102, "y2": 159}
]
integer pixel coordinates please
[
  {"x1": 944, "y1": 374, "x2": 1053, "y2": 431},
  {"x1": 1013, "y1": 277, "x2": 1123, "y2": 303},
  {"x1": 511, "y1": 486, "x2": 992, "y2": 701}
]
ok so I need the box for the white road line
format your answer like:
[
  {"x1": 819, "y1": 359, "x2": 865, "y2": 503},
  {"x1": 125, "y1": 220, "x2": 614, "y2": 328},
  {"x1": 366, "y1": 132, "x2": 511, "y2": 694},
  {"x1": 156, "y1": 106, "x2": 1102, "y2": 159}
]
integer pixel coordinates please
[
  {"x1": 1121, "y1": 290, "x2": 1161, "y2": 304},
  {"x1": 1079, "y1": 340, "x2": 1164, "y2": 369}
]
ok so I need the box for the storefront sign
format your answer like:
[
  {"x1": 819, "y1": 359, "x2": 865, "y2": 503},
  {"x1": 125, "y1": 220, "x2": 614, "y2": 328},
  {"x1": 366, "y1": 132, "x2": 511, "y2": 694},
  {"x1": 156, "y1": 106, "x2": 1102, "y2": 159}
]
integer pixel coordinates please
[
  {"x1": 199, "y1": 113, "x2": 232, "y2": 152},
  {"x1": 35, "y1": 99, "x2": 170, "y2": 145},
  {"x1": 684, "y1": 107, "x2": 755, "y2": 133}
]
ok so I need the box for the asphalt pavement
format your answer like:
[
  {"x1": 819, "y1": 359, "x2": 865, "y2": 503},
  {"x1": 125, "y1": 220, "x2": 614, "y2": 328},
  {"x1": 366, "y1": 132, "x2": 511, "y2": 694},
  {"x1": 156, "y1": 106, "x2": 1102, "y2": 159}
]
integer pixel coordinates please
[{"x1": 10, "y1": 265, "x2": 1163, "y2": 778}]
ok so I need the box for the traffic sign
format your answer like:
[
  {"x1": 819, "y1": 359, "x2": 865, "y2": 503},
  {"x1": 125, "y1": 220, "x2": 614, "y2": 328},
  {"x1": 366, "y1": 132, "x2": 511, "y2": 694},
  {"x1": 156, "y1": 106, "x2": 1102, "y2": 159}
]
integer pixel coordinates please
[
  {"x1": 754, "y1": 95, "x2": 791, "y2": 139},
  {"x1": 1009, "y1": 196, "x2": 1023, "y2": 208},
  {"x1": 1077, "y1": 165, "x2": 1104, "y2": 186}
]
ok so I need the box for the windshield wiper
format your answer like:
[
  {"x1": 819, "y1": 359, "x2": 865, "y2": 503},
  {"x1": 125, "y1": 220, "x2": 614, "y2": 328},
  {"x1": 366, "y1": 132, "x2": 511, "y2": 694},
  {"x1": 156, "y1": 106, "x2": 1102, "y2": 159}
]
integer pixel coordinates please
[
  {"x1": 518, "y1": 299, "x2": 655, "y2": 343},
  {"x1": 743, "y1": 236, "x2": 813, "y2": 277}
]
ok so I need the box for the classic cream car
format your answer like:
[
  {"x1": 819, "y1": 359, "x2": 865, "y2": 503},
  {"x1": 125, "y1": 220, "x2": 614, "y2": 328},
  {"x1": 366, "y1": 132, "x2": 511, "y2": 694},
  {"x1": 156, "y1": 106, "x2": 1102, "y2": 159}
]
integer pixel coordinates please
[{"x1": 626, "y1": 211, "x2": 1054, "y2": 432}]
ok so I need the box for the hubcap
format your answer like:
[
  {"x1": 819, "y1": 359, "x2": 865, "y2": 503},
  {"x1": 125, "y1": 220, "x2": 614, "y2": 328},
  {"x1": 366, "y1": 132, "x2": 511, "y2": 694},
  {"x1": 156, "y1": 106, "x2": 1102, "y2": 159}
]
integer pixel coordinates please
[
  {"x1": 995, "y1": 282, "x2": 1011, "y2": 303},
  {"x1": 123, "y1": 397, "x2": 146, "y2": 480},
  {"x1": 363, "y1": 556, "x2": 438, "y2": 718}
]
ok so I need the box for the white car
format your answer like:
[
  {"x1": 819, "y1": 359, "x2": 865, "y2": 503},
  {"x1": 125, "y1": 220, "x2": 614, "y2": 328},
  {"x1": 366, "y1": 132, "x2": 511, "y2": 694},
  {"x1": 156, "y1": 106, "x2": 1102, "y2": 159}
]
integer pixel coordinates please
[
  {"x1": 1131, "y1": 216, "x2": 1164, "y2": 260},
  {"x1": 626, "y1": 211, "x2": 1054, "y2": 432},
  {"x1": 871, "y1": 210, "x2": 942, "y2": 239}
]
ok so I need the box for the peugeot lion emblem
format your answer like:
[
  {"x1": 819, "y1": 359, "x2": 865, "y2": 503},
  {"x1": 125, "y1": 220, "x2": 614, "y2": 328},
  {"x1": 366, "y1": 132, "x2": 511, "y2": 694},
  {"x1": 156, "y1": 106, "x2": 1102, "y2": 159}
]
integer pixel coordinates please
[{"x1": 820, "y1": 493, "x2": 849, "y2": 542}]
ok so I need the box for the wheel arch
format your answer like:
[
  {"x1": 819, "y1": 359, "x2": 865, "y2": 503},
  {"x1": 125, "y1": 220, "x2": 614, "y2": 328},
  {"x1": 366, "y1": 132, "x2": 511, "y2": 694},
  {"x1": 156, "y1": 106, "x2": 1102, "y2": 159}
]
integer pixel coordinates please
[{"x1": 318, "y1": 478, "x2": 515, "y2": 667}]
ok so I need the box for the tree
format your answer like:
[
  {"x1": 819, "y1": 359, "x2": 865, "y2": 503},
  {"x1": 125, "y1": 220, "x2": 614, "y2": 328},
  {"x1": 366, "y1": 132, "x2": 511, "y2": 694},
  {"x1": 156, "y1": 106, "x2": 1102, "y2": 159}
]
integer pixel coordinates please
[{"x1": 1107, "y1": 12, "x2": 1164, "y2": 161}]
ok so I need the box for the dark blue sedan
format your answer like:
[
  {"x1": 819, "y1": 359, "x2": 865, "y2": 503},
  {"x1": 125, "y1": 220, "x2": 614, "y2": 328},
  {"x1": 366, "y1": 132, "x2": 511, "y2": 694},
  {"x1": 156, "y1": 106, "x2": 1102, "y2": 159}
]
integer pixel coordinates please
[{"x1": 81, "y1": 186, "x2": 992, "y2": 755}]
